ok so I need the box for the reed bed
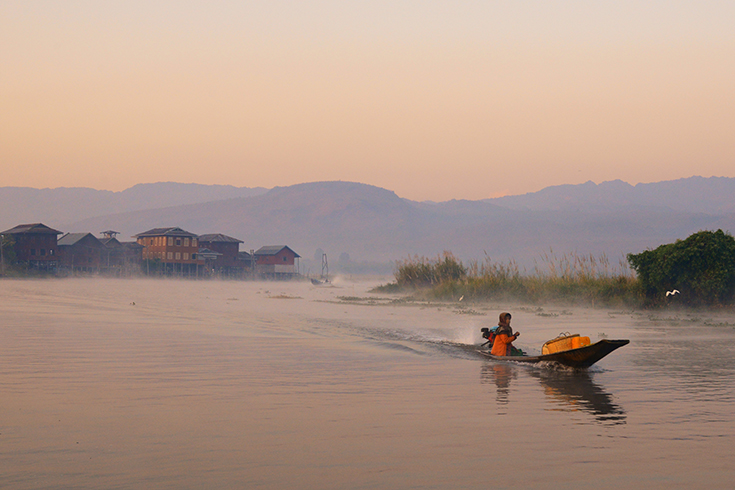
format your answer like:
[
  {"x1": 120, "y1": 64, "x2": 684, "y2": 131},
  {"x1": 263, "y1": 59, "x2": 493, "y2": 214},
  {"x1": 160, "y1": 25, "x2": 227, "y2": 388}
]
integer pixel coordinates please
[{"x1": 382, "y1": 250, "x2": 642, "y2": 307}]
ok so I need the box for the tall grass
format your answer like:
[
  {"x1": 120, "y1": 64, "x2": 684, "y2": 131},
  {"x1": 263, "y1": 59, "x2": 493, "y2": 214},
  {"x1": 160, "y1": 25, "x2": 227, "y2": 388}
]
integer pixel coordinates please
[
  {"x1": 394, "y1": 251, "x2": 466, "y2": 287},
  {"x1": 386, "y1": 250, "x2": 642, "y2": 307}
]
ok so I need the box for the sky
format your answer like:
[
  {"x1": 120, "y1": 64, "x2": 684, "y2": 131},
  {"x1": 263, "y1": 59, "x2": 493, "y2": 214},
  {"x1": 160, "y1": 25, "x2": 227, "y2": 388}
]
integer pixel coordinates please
[{"x1": 2, "y1": 1, "x2": 734, "y2": 202}]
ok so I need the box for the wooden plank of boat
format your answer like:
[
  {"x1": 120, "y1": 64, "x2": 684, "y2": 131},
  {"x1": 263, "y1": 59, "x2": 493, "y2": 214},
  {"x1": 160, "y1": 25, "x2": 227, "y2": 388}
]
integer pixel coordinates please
[{"x1": 477, "y1": 339, "x2": 630, "y2": 368}]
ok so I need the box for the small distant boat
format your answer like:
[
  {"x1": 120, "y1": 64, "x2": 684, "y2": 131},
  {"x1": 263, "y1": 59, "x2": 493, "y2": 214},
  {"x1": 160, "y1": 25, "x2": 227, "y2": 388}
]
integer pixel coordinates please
[
  {"x1": 478, "y1": 338, "x2": 629, "y2": 369},
  {"x1": 311, "y1": 253, "x2": 330, "y2": 286}
]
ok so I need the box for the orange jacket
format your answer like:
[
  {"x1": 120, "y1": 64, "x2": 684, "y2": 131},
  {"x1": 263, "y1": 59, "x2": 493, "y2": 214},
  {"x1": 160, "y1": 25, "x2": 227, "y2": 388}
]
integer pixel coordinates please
[{"x1": 491, "y1": 333, "x2": 517, "y2": 356}]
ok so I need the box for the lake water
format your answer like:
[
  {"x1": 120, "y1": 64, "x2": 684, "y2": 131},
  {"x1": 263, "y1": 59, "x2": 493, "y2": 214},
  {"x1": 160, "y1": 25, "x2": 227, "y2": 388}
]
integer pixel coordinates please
[{"x1": 1, "y1": 277, "x2": 734, "y2": 489}]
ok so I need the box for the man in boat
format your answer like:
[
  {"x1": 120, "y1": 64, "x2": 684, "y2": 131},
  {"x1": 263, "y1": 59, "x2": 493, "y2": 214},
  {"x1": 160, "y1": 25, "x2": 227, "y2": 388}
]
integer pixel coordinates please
[{"x1": 490, "y1": 312, "x2": 522, "y2": 356}]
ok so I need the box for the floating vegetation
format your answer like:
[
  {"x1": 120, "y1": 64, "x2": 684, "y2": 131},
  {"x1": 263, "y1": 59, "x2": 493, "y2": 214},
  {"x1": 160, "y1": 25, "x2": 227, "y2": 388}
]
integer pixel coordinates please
[
  {"x1": 268, "y1": 294, "x2": 302, "y2": 300},
  {"x1": 646, "y1": 315, "x2": 698, "y2": 323},
  {"x1": 519, "y1": 306, "x2": 544, "y2": 313},
  {"x1": 703, "y1": 320, "x2": 735, "y2": 327},
  {"x1": 453, "y1": 308, "x2": 485, "y2": 316},
  {"x1": 536, "y1": 312, "x2": 559, "y2": 317},
  {"x1": 317, "y1": 295, "x2": 422, "y2": 307}
]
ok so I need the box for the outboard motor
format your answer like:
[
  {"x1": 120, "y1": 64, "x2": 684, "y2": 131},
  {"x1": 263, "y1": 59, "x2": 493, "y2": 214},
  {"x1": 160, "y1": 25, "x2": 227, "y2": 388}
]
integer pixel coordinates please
[{"x1": 480, "y1": 326, "x2": 497, "y2": 347}]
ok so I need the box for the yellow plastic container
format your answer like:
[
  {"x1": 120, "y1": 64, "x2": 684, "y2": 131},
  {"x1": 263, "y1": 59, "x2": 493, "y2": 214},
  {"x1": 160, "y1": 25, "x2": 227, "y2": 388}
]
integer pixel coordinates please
[
  {"x1": 571, "y1": 335, "x2": 591, "y2": 350},
  {"x1": 542, "y1": 334, "x2": 590, "y2": 355}
]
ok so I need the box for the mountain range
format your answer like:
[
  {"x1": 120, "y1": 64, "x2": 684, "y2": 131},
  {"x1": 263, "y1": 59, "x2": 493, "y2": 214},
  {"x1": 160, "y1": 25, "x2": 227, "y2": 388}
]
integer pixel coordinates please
[{"x1": 2, "y1": 177, "x2": 734, "y2": 272}]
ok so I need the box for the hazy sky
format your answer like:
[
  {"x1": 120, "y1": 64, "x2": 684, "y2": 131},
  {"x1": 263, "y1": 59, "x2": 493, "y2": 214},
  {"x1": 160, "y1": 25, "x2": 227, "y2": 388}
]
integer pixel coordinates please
[{"x1": 2, "y1": 1, "x2": 734, "y2": 201}]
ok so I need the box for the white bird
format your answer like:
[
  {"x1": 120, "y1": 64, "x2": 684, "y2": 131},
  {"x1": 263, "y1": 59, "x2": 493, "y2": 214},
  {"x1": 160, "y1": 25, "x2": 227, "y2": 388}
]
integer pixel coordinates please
[
  {"x1": 458, "y1": 295, "x2": 464, "y2": 302},
  {"x1": 666, "y1": 290, "x2": 680, "y2": 296}
]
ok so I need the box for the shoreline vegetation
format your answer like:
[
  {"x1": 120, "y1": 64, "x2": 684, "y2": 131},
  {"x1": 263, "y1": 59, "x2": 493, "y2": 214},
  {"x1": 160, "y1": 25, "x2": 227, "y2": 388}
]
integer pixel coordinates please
[
  {"x1": 375, "y1": 231, "x2": 735, "y2": 309},
  {"x1": 374, "y1": 251, "x2": 643, "y2": 307}
]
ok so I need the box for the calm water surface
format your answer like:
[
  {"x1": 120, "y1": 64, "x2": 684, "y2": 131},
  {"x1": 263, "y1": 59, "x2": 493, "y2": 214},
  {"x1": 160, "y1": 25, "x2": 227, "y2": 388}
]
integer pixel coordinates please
[{"x1": 1, "y1": 278, "x2": 734, "y2": 489}]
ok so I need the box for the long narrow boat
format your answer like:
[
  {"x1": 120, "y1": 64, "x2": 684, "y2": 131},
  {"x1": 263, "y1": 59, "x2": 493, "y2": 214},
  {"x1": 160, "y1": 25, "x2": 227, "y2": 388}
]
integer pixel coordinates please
[{"x1": 478, "y1": 339, "x2": 629, "y2": 368}]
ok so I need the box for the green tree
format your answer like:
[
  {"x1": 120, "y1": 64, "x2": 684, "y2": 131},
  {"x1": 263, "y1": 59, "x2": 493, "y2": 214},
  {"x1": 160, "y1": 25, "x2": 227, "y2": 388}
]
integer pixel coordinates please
[
  {"x1": 1, "y1": 234, "x2": 18, "y2": 273},
  {"x1": 627, "y1": 229, "x2": 735, "y2": 306}
]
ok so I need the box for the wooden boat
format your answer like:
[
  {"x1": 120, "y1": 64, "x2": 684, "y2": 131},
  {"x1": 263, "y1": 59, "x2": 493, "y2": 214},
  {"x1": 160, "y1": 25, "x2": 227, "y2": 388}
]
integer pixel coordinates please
[
  {"x1": 478, "y1": 339, "x2": 629, "y2": 368},
  {"x1": 310, "y1": 253, "x2": 330, "y2": 286}
]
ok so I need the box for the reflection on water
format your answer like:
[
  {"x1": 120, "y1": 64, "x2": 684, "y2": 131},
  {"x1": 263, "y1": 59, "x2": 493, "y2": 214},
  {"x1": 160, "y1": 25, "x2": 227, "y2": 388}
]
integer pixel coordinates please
[
  {"x1": 530, "y1": 368, "x2": 626, "y2": 424},
  {"x1": 480, "y1": 363, "x2": 516, "y2": 407},
  {"x1": 481, "y1": 362, "x2": 626, "y2": 424}
]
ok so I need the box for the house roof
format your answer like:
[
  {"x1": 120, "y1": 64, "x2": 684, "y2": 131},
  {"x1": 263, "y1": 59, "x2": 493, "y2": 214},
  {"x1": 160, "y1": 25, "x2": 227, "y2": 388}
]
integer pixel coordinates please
[
  {"x1": 58, "y1": 232, "x2": 103, "y2": 247},
  {"x1": 197, "y1": 248, "x2": 222, "y2": 258},
  {"x1": 134, "y1": 227, "x2": 197, "y2": 238},
  {"x1": 1, "y1": 223, "x2": 62, "y2": 235},
  {"x1": 254, "y1": 245, "x2": 301, "y2": 258},
  {"x1": 197, "y1": 233, "x2": 243, "y2": 244},
  {"x1": 99, "y1": 237, "x2": 121, "y2": 247}
]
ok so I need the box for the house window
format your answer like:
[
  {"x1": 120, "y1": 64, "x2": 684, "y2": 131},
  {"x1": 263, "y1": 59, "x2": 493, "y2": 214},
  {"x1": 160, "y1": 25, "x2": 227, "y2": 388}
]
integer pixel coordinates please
[
  {"x1": 183, "y1": 253, "x2": 189, "y2": 260},
  {"x1": 192, "y1": 238, "x2": 197, "y2": 247},
  {"x1": 176, "y1": 238, "x2": 182, "y2": 247},
  {"x1": 184, "y1": 238, "x2": 190, "y2": 247},
  {"x1": 167, "y1": 252, "x2": 173, "y2": 260},
  {"x1": 49, "y1": 249, "x2": 54, "y2": 256},
  {"x1": 168, "y1": 237, "x2": 174, "y2": 246},
  {"x1": 40, "y1": 249, "x2": 46, "y2": 256},
  {"x1": 30, "y1": 249, "x2": 36, "y2": 256},
  {"x1": 191, "y1": 253, "x2": 197, "y2": 260},
  {"x1": 283, "y1": 256, "x2": 287, "y2": 262},
  {"x1": 175, "y1": 252, "x2": 181, "y2": 260}
]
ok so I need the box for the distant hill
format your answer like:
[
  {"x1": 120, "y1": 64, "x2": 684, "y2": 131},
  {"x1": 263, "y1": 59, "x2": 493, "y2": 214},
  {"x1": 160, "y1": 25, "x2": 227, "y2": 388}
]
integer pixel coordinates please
[
  {"x1": 0, "y1": 182, "x2": 267, "y2": 230},
  {"x1": 489, "y1": 176, "x2": 735, "y2": 214},
  {"x1": 3, "y1": 177, "x2": 735, "y2": 271}
]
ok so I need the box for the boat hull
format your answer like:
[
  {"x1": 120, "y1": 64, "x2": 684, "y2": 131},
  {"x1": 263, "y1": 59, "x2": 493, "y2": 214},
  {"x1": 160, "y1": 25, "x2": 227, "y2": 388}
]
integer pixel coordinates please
[{"x1": 478, "y1": 339, "x2": 629, "y2": 368}]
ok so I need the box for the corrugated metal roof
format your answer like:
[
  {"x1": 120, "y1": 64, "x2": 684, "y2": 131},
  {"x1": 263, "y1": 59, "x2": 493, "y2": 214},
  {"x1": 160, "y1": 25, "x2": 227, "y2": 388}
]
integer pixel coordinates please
[
  {"x1": 254, "y1": 245, "x2": 301, "y2": 257},
  {"x1": 197, "y1": 248, "x2": 222, "y2": 260},
  {"x1": 1, "y1": 223, "x2": 62, "y2": 235},
  {"x1": 99, "y1": 237, "x2": 121, "y2": 247},
  {"x1": 58, "y1": 233, "x2": 102, "y2": 247},
  {"x1": 134, "y1": 227, "x2": 197, "y2": 238},
  {"x1": 198, "y1": 233, "x2": 243, "y2": 243}
]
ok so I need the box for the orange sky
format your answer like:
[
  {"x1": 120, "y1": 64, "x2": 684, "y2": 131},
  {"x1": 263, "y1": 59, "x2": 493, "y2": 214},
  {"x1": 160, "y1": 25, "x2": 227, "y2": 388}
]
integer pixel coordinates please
[{"x1": 2, "y1": 1, "x2": 734, "y2": 201}]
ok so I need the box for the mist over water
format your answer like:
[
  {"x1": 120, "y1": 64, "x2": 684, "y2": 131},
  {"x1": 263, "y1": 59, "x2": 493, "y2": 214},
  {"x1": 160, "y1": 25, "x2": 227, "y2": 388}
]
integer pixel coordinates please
[{"x1": 1, "y1": 278, "x2": 733, "y2": 489}]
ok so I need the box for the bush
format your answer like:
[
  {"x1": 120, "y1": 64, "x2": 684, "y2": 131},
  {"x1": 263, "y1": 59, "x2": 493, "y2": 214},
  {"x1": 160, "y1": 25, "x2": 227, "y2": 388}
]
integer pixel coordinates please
[{"x1": 627, "y1": 229, "x2": 735, "y2": 306}]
